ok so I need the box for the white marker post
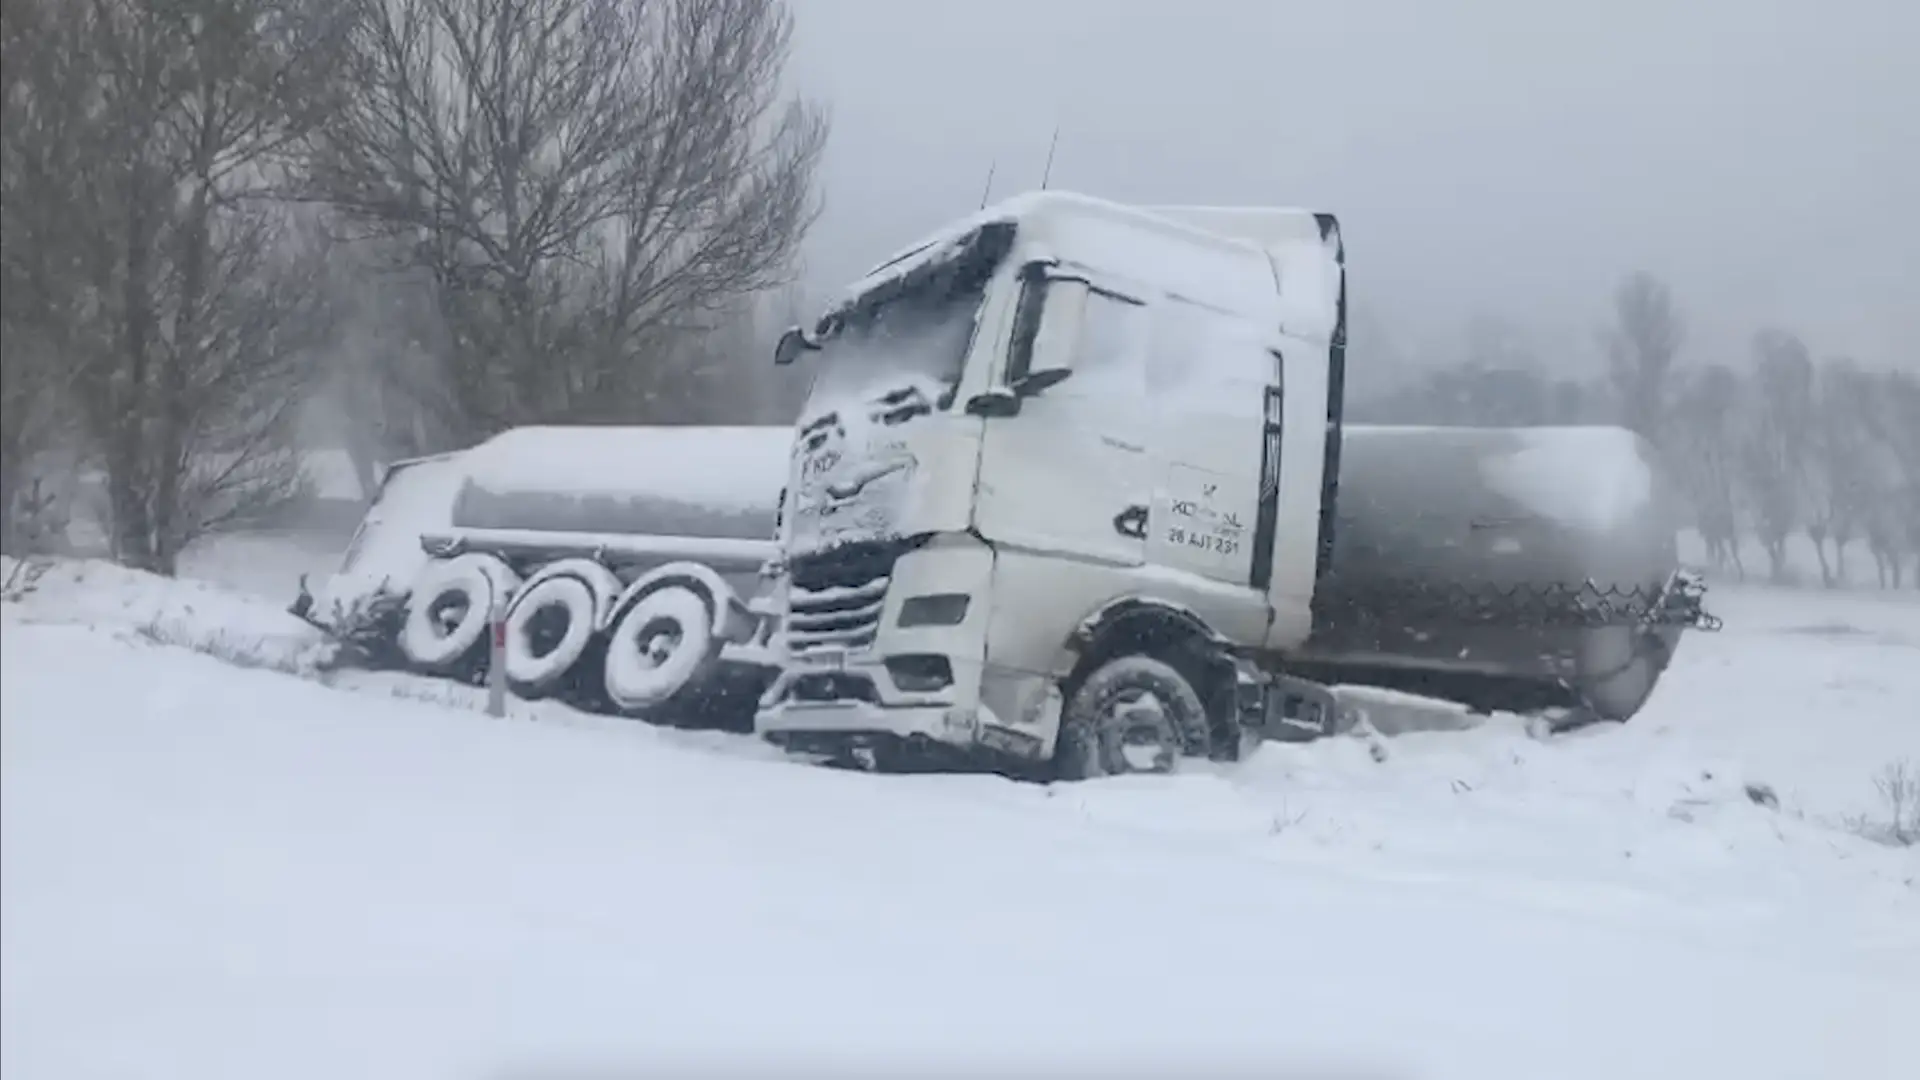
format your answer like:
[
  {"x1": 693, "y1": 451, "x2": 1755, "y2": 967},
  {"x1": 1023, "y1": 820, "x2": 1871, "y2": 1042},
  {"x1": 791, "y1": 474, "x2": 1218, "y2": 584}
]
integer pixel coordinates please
[{"x1": 486, "y1": 592, "x2": 507, "y2": 718}]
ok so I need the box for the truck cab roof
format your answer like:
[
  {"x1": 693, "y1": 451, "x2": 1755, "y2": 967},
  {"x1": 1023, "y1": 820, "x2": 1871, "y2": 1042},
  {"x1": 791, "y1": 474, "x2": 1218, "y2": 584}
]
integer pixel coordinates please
[{"x1": 846, "y1": 190, "x2": 1345, "y2": 346}]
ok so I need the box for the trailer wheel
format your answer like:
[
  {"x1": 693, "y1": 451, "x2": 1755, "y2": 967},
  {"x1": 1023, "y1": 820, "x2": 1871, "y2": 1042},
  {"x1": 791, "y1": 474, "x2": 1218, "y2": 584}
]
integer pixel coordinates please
[
  {"x1": 602, "y1": 584, "x2": 716, "y2": 717},
  {"x1": 399, "y1": 554, "x2": 518, "y2": 676},
  {"x1": 1053, "y1": 656, "x2": 1212, "y2": 781},
  {"x1": 502, "y1": 574, "x2": 599, "y2": 699}
]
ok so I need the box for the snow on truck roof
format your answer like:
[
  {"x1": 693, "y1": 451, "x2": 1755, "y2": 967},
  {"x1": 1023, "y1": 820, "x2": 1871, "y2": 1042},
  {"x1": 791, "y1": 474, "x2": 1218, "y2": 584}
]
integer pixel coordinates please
[
  {"x1": 844, "y1": 191, "x2": 1344, "y2": 345},
  {"x1": 458, "y1": 425, "x2": 792, "y2": 514}
]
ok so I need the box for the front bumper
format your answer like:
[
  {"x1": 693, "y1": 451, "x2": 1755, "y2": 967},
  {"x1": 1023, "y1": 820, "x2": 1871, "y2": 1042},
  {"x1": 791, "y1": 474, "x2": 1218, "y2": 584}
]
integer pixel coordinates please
[
  {"x1": 755, "y1": 649, "x2": 986, "y2": 742},
  {"x1": 753, "y1": 537, "x2": 1056, "y2": 763},
  {"x1": 755, "y1": 653, "x2": 1060, "y2": 765}
]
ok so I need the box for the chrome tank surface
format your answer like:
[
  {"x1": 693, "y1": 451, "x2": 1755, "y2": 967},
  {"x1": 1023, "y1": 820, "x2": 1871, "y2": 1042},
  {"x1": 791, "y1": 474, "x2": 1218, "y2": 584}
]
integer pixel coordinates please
[
  {"x1": 1297, "y1": 425, "x2": 1689, "y2": 722},
  {"x1": 450, "y1": 486, "x2": 778, "y2": 543}
]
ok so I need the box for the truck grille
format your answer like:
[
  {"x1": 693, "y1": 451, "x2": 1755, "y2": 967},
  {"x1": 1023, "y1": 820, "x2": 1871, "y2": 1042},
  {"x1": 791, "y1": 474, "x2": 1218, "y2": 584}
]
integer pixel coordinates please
[{"x1": 784, "y1": 541, "x2": 900, "y2": 660}]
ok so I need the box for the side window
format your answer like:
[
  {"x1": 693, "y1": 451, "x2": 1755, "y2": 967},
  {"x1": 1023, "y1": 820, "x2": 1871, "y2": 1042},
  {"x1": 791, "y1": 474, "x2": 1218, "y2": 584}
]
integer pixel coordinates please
[
  {"x1": 1067, "y1": 288, "x2": 1150, "y2": 397},
  {"x1": 1147, "y1": 299, "x2": 1270, "y2": 416}
]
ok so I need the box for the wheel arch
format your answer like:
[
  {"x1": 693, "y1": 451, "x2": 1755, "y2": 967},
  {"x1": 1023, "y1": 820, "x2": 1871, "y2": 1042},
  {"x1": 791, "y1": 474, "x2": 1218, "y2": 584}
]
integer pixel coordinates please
[
  {"x1": 607, "y1": 560, "x2": 748, "y2": 640},
  {"x1": 511, "y1": 558, "x2": 624, "y2": 627},
  {"x1": 410, "y1": 551, "x2": 522, "y2": 612},
  {"x1": 1059, "y1": 597, "x2": 1240, "y2": 728}
]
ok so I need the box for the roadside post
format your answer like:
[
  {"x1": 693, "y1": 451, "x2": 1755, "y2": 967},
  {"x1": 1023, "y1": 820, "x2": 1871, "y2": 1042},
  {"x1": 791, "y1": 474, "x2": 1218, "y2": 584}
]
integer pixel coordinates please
[{"x1": 487, "y1": 590, "x2": 507, "y2": 718}]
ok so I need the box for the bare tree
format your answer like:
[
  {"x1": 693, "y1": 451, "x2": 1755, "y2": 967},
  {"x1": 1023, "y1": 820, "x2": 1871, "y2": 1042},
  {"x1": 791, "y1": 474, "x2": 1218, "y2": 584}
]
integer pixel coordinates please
[
  {"x1": 7, "y1": 0, "x2": 343, "y2": 574},
  {"x1": 306, "y1": 0, "x2": 825, "y2": 439},
  {"x1": 1, "y1": 0, "x2": 87, "y2": 550},
  {"x1": 1863, "y1": 370, "x2": 1920, "y2": 588},
  {"x1": 1854, "y1": 383, "x2": 1909, "y2": 589},
  {"x1": 1804, "y1": 358, "x2": 1878, "y2": 586},
  {"x1": 1671, "y1": 364, "x2": 1745, "y2": 579},
  {"x1": 1739, "y1": 330, "x2": 1816, "y2": 582},
  {"x1": 1601, "y1": 271, "x2": 1684, "y2": 451}
]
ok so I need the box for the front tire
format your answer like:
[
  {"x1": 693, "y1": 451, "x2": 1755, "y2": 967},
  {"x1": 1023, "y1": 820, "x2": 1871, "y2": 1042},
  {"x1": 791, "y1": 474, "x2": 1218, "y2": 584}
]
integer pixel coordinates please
[
  {"x1": 1053, "y1": 655, "x2": 1212, "y2": 781},
  {"x1": 601, "y1": 584, "x2": 717, "y2": 719}
]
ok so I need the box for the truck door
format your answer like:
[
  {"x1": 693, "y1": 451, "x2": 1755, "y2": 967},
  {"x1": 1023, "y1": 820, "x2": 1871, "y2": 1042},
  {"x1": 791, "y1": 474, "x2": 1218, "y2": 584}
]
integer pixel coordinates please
[
  {"x1": 1140, "y1": 297, "x2": 1278, "y2": 595},
  {"x1": 972, "y1": 278, "x2": 1156, "y2": 567}
]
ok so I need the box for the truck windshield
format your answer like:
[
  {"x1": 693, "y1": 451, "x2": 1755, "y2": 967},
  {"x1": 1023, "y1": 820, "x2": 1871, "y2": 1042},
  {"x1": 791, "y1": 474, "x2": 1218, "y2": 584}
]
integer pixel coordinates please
[{"x1": 801, "y1": 281, "x2": 984, "y2": 423}]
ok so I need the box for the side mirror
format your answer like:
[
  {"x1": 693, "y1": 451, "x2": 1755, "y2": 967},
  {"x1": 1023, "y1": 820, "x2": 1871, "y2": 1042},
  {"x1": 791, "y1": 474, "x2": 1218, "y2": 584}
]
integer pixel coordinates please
[
  {"x1": 1013, "y1": 275, "x2": 1086, "y2": 396},
  {"x1": 773, "y1": 326, "x2": 816, "y2": 367},
  {"x1": 1012, "y1": 367, "x2": 1072, "y2": 396}
]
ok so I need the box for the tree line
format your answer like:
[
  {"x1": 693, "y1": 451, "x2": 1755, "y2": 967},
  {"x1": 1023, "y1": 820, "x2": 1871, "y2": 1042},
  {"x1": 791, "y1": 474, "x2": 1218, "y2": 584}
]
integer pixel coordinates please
[
  {"x1": 1, "y1": 0, "x2": 823, "y2": 574},
  {"x1": 6, "y1": 3, "x2": 1911, "y2": 591},
  {"x1": 1353, "y1": 272, "x2": 1920, "y2": 589}
]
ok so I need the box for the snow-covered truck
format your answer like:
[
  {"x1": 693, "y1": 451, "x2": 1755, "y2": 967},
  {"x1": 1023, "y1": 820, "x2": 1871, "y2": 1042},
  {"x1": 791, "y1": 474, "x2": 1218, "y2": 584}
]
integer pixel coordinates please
[
  {"x1": 298, "y1": 425, "x2": 793, "y2": 723},
  {"x1": 755, "y1": 191, "x2": 1718, "y2": 777}
]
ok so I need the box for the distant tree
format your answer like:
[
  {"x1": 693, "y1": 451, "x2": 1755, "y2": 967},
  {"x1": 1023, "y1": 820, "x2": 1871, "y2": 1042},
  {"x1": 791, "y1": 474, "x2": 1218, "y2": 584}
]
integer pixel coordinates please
[
  {"x1": 1739, "y1": 330, "x2": 1816, "y2": 582},
  {"x1": 1601, "y1": 271, "x2": 1684, "y2": 451},
  {"x1": 1671, "y1": 364, "x2": 1746, "y2": 578},
  {"x1": 1805, "y1": 358, "x2": 1877, "y2": 585},
  {"x1": 306, "y1": 0, "x2": 826, "y2": 438},
  {"x1": 1863, "y1": 370, "x2": 1920, "y2": 588}
]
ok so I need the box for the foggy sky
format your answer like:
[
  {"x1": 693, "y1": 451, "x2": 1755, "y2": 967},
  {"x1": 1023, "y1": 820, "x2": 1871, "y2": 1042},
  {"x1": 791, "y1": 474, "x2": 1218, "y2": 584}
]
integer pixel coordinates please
[{"x1": 786, "y1": 0, "x2": 1916, "y2": 374}]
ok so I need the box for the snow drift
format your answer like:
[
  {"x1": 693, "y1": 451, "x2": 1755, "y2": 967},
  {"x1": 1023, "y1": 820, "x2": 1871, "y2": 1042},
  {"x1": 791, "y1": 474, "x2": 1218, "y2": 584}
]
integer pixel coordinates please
[{"x1": 3, "y1": 557, "x2": 1915, "y2": 1079}]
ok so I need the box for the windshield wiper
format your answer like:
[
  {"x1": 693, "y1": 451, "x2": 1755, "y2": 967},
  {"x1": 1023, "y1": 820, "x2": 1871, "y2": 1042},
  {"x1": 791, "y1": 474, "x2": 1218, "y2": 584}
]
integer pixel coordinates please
[{"x1": 874, "y1": 384, "x2": 934, "y2": 425}]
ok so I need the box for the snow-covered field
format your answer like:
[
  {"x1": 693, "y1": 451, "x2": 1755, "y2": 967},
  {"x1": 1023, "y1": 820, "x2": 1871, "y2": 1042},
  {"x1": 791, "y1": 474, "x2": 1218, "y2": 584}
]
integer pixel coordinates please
[{"x1": 3, "y1": 554, "x2": 1915, "y2": 1079}]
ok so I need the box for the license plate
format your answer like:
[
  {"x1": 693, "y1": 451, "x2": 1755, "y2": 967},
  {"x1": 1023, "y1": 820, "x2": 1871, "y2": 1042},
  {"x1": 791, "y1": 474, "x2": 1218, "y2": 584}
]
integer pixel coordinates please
[{"x1": 815, "y1": 648, "x2": 848, "y2": 670}]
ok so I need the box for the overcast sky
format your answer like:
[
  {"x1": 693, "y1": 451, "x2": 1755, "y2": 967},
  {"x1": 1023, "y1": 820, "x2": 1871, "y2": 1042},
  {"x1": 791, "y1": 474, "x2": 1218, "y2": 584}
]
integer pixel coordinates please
[{"x1": 785, "y1": 0, "x2": 1915, "y2": 374}]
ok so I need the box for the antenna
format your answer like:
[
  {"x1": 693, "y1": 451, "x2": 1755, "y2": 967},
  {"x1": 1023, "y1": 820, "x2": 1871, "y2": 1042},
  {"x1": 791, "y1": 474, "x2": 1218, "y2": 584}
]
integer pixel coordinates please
[
  {"x1": 978, "y1": 159, "x2": 997, "y2": 209},
  {"x1": 1039, "y1": 126, "x2": 1061, "y2": 190}
]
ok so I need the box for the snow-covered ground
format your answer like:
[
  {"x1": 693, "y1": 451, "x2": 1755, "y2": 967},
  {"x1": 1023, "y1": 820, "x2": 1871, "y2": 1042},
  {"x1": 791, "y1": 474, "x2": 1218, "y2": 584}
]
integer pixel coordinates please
[{"x1": 3, "y1": 555, "x2": 1915, "y2": 1079}]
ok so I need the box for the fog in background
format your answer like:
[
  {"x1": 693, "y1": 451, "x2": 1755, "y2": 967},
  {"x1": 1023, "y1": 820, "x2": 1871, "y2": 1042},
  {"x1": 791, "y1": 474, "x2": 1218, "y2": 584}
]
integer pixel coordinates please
[
  {"x1": 5, "y1": 0, "x2": 1916, "y2": 587},
  {"x1": 789, "y1": 0, "x2": 1916, "y2": 375}
]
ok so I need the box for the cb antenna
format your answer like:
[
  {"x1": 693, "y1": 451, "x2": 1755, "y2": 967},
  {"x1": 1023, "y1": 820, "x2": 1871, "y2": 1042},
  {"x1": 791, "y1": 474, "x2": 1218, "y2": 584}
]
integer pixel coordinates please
[
  {"x1": 978, "y1": 159, "x2": 997, "y2": 209},
  {"x1": 1039, "y1": 126, "x2": 1061, "y2": 190}
]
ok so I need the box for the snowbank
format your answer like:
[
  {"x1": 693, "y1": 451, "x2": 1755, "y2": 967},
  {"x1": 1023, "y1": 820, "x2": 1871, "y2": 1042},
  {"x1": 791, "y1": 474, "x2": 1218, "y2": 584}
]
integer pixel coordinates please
[
  {"x1": 4, "y1": 556, "x2": 1916, "y2": 1079},
  {"x1": 2, "y1": 556, "x2": 336, "y2": 675}
]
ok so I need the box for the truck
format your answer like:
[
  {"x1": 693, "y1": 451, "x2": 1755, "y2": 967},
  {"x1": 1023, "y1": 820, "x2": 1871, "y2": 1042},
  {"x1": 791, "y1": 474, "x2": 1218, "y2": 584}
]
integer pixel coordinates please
[
  {"x1": 298, "y1": 424, "x2": 793, "y2": 724},
  {"x1": 753, "y1": 191, "x2": 1716, "y2": 777},
  {"x1": 301, "y1": 190, "x2": 1714, "y2": 777}
]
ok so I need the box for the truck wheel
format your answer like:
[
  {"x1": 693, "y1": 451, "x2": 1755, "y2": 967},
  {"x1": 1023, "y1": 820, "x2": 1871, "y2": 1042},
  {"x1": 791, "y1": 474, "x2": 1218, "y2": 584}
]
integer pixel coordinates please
[
  {"x1": 1054, "y1": 656, "x2": 1212, "y2": 781},
  {"x1": 602, "y1": 584, "x2": 716, "y2": 718},
  {"x1": 502, "y1": 575, "x2": 598, "y2": 699},
  {"x1": 398, "y1": 554, "x2": 518, "y2": 676}
]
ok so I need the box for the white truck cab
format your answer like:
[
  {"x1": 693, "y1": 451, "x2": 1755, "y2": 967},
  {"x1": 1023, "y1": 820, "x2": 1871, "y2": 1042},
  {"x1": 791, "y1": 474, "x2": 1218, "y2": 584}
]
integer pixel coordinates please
[{"x1": 756, "y1": 191, "x2": 1348, "y2": 776}]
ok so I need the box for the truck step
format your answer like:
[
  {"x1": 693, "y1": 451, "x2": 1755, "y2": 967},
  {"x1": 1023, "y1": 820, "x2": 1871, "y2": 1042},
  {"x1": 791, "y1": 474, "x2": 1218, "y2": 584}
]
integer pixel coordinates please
[{"x1": 1248, "y1": 673, "x2": 1346, "y2": 743}]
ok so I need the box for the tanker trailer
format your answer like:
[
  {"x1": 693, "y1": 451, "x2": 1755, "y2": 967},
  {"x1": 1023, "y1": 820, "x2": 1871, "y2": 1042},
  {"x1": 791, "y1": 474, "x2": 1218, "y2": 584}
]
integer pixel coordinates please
[
  {"x1": 311, "y1": 425, "x2": 793, "y2": 726},
  {"x1": 1291, "y1": 424, "x2": 1714, "y2": 729}
]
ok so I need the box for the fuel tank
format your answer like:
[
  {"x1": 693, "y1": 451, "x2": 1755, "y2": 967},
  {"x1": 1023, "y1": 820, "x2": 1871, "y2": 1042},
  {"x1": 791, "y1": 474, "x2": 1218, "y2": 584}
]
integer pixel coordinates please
[
  {"x1": 448, "y1": 425, "x2": 790, "y2": 542},
  {"x1": 1295, "y1": 425, "x2": 1689, "y2": 722}
]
